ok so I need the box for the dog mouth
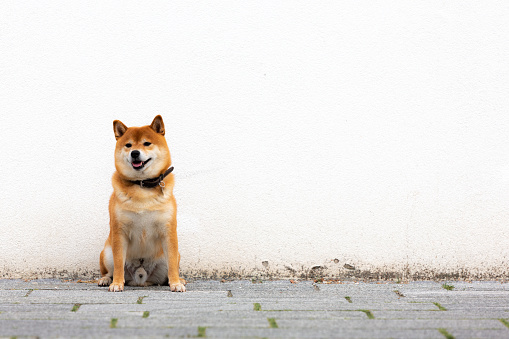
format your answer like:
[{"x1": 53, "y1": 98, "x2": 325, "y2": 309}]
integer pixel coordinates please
[{"x1": 131, "y1": 158, "x2": 151, "y2": 170}]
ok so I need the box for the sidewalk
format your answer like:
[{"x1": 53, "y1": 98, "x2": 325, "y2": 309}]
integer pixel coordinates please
[{"x1": 1, "y1": 279, "x2": 509, "y2": 338}]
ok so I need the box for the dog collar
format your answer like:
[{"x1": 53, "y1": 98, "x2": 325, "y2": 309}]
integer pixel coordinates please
[{"x1": 130, "y1": 166, "x2": 174, "y2": 188}]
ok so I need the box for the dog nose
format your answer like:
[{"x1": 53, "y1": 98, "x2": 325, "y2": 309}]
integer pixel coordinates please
[
  {"x1": 131, "y1": 150, "x2": 140, "y2": 159},
  {"x1": 139, "y1": 274, "x2": 144, "y2": 278}
]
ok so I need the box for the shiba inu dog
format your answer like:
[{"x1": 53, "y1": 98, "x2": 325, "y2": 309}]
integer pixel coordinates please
[{"x1": 98, "y1": 115, "x2": 186, "y2": 292}]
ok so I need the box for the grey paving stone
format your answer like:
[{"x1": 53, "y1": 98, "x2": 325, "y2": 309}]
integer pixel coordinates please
[
  {"x1": 0, "y1": 289, "x2": 29, "y2": 302},
  {"x1": 1, "y1": 279, "x2": 509, "y2": 338},
  {"x1": 254, "y1": 300, "x2": 436, "y2": 311},
  {"x1": 205, "y1": 327, "x2": 444, "y2": 339},
  {"x1": 209, "y1": 310, "x2": 370, "y2": 320},
  {"x1": 0, "y1": 303, "x2": 74, "y2": 312},
  {"x1": 0, "y1": 279, "x2": 101, "y2": 291},
  {"x1": 275, "y1": 318, "x2": 506, "y2": 330},
  {"x1": 374, "y1": 310, "x2": 509, "y2": 320},
  {"x1": 0, "y1": 304, "x2": 80, "y2": 320},
  {"x1": 406, "y1": 290, "x2": 509, "y2": 298},
  {"x1": 24, "y1": 289, "x2": 141, "y2": 304},
  {"x1": 115, "y1": 316, "x2": 268, "y2": 328},
  {"x1": 451, "y1": 328, "x2": 509, "y2": 339},
  {"x1": 0, "y1": 319, "x2": 195, "y2": 338},
  {"x1": 0, "y1": 319, "x2": 109, "y2": 337}
]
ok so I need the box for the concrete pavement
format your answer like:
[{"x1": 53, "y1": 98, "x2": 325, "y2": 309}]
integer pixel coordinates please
[{"x1": 1, "y1": 279, "x2": 509, "y2": 338}]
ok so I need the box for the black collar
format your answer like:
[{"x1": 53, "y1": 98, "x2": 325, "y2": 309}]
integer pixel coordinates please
[{"x1": 130, "y1": 166, "x2": 174, "y2": 188}]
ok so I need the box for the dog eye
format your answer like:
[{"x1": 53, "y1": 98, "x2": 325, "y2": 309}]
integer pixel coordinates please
[
  {"x1": 125, "y1": 143, "x2": 132, "y2": 148},
  {"x1": 144, "y1": 142, "x2": 151, "y2": 147}
]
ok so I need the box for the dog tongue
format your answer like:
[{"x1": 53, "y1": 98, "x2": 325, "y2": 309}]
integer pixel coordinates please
[{"x1": 132, "y1": 161, "x2": 143, "y2": 168}]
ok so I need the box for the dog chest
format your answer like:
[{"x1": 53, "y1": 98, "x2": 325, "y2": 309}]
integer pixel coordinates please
[
  {"x1": 116, "y1": 208, "x2": 172, "y2": 237},
  {"x1": 116, "y1": 208, "x2": 172, "y2": 259}
]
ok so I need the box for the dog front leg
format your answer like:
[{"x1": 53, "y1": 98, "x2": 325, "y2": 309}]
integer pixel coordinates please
[
  {"x1": 165, "y1": 225, "x2": 186, "y2": 292},
  {"x1": 109, "y1": 230, "x2": 127, "y2": 292}
]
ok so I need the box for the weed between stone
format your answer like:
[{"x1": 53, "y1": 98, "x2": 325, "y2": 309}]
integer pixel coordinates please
[
  {"x1": 267, "y1": 318, "x2": 278, "y2": 328},
  {"x1": 110, "y1": 318, "x2": 118, "y2": 328},
  {"x1": 227, "y1": 290, "x2": 233, "y2": 297},
  {"x1": 197, "y1": 326, "x2": 206, "y2": 337},
  {"x1": 433, "y1": 302, "x2": 447, "y2": 311},
  {"x1": 137, "y1": 296, "x2": 147, "y2": 304},
  {"x1": 24, "y1": 289, "x2": 33, "y2": 297},
  {"x1": 254, "y1": 303, "x2": 262, "y2": 311},
  {"x1": 71, "y1": 304, "x2": 81, "y2": 312},
  {"x1": 359, "y1": 310, "x2": 375, "y2": 319},
  {"x1": 143, "y1": 311, "x2": 150, "y2": 318},
  {"x1": 438, "y1": 328, "x2": 455, "y2": 339},
  {"x1": 499, "y1": 318, "x2": 509, "y2": 329},
  {"x1": 345, "y1": 296, "x2": 352, "y2": 303},
  {"x1": 442, "y1": 284, "x2": 454, "y2": 291}
]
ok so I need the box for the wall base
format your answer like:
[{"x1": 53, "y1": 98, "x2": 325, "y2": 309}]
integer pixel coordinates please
[{"x1": 3, "y1": 263, "x2": 508, "y2": 282}]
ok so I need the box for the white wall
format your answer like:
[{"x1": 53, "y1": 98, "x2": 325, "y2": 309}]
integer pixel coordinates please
[{"x1": 1, "y1": 1, "x2": 509, "y2": 280}]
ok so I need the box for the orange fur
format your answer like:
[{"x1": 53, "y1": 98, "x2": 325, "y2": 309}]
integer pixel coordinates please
[{"x1": 98, "y1": 116, "x2": 185, "y2": 292}]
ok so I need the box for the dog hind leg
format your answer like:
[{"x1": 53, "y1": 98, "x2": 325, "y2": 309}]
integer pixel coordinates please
[
  {"x1": 178, "y1": 252, "x2": 186, "y2": 285},
  {"x1": 98, "y1": 245, "x2": 114, "y2": 286}
]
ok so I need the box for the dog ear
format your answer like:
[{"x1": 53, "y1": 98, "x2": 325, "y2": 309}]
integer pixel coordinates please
[
  {"x1": 113, "y1": 120, "x2": 128, "y2": 140},
  {"x1": 150, "y1": 115, "x2": 165, "y2": 135}
]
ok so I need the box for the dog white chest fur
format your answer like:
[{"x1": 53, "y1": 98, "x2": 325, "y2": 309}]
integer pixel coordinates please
[{"x1": 117, "y1": 207, "x2": 172, "y2": 258}]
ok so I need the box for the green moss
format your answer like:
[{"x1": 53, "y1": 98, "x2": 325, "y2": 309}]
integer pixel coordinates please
[
  {"x1": 137, "y1": 296, "x2": 147, "y2": 304},
  {"x1": 267, "y1": 318, "x2": 278, "y2": 328},
  {"x1": 345, "y1": 296, "x2": 352, "y2": 303},
  {"x1": 442, "y1": 284, "x2": 454, "y2": 291},
  {"x1": 71, "y1": 304, "x2": 81, "y2": 312},
  {"x1": 197, "y1": 326, "x2": 207, "y2": 337},
  {"x1": 359, "y1": 310, "x2": 375, "y2": 319},
  {"x1": 254, "y1": 303, "x2": 262, "y2": 311},
  {"x1": 433, "y1": 302, "x2": 447, "y2": 311},
  {"x1": 438, "y1": 328, "x2": 454, "y2": 339},
  {"x1": 110, "y1": 318, "x2": 118, "y2": 328},
  {"x1": 499, "y1": 318, "x2": 509, "y2": 329},
  {"x1": 143, "y1": 311, "x2": 150, "y2": 318}
]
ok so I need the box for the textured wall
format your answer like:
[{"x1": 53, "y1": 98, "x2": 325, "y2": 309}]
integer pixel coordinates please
[{"x1": 1, "y1": 1, "x2": 509, "y2": 280}]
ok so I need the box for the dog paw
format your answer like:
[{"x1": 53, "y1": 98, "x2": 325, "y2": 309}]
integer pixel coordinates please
[
  {"x1": 98, "y1": 277, "x2": 112, "y2": 286},
  {"x1": 170, "y1": 282, "x2": 186, "y2": 292},
  {"x1": 108, "y1": 282, "x2": 124, "y2": 292}
]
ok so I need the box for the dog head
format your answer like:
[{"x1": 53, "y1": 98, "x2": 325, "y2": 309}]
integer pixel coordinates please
[{"x1": 113, "y1": 115, "x2": 171, "y2": 180}]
